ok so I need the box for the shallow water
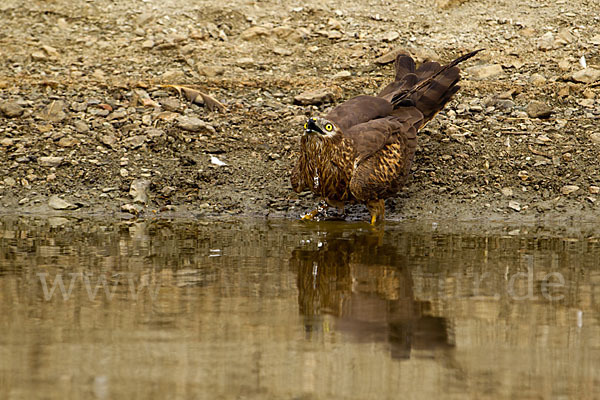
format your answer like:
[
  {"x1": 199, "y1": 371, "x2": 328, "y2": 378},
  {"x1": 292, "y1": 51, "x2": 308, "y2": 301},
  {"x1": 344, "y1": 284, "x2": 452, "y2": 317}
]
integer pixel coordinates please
[{"x1": 0, "y1": 217, "x2": 599, "y2": 399}]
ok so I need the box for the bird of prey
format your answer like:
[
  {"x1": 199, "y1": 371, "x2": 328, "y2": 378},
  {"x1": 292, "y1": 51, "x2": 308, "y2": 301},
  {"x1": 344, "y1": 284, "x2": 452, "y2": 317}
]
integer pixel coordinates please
[{"x1": 290, "y1": 49, "x2": 482, "y2": 224}]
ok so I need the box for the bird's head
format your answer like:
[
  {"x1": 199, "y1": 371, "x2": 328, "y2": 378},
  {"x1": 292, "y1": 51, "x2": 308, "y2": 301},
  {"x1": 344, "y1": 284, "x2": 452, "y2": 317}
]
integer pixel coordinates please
[{"x1": 304, "y1": 117, "x2": 339, "y2": 138}]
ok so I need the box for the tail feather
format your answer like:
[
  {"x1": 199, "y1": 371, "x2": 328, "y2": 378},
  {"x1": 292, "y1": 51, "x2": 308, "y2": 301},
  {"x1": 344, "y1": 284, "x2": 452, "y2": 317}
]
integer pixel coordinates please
[{"x1": 379, "y1": 49, "x2": 483, "y2": 122}]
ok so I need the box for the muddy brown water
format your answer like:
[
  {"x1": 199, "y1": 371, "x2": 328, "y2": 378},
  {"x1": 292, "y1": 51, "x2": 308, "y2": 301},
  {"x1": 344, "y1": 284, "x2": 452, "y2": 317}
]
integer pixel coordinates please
[{"x1": 0, "y1": 216, "x2": 599, "y2": 399}]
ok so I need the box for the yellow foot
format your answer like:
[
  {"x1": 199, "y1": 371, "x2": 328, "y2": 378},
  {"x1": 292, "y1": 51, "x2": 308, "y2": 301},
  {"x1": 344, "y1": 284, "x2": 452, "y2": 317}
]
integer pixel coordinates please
[
  {"x1": 301, "y1": 209, "x2": 319, "y2": 220},
  {"x1": 367, "y1": 199, "x2": 385, "y2": 225}
]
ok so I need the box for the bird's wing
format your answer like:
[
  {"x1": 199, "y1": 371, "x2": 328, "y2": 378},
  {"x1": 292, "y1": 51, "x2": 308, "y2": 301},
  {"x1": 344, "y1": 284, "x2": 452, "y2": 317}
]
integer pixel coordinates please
[
  {"x1": 343, "y1": 106, "x2": 423, "y2": 166},
  {"x1": 347, "y1": 110, "x2": 422, "y2": 202},
  {"x1": 325, "y1": 95, "x2": 393, "y2": 131}
]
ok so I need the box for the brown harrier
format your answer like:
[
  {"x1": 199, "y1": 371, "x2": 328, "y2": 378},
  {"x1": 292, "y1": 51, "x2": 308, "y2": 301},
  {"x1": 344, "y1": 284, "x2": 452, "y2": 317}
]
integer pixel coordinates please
[{"x1": 290, "y1": 50, "x2": 481, "y2": 224}]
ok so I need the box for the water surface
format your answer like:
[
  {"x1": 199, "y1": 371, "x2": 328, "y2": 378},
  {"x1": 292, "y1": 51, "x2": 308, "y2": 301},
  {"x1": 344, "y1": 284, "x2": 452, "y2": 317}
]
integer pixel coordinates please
[{"x1": 1, "y1": 217, "x2": 599, "y2": 399}]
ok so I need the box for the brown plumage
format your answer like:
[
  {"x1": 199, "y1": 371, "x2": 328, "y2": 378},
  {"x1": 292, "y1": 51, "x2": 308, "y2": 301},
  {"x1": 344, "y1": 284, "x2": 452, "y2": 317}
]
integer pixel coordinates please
[{"x1": 290, "y1": 50, "x2": 482, "y2": 224}]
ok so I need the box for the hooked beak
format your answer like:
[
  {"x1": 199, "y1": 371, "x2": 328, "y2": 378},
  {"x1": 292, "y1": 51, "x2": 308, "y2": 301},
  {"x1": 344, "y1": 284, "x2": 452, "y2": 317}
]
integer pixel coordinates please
[{"x1": 305, "y1": 118, "x2": 323, "y2": 135}]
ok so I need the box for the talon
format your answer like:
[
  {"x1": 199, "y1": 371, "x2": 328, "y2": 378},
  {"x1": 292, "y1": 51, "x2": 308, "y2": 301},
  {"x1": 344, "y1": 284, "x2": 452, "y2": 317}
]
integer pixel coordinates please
[{"x1": 301, "y1": 209, "x2": 319, "y2": 220}]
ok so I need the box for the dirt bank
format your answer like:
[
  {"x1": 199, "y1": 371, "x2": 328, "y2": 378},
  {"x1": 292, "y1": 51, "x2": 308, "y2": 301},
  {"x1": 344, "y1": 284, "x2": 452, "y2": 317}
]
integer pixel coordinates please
[{"x1": 1, "y1": 0, "x2": 599, "y2": 223}]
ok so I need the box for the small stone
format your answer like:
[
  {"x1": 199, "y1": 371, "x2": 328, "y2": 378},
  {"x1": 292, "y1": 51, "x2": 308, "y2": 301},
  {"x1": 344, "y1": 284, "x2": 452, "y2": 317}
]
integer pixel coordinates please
[
  {"x1": 3, "y1": 177, "x2": 16, "y2": 186},
  {"x1": 583, "y1": 88, "x2": 596, "y2": 99},
  {"x1": 48, "y1": 195, "x2": 79, "y2": 210},
  {"x1": 382, "y1": 31, "x2": 400, "y2": 42},
  {"x1": 100, "y1": 134, "x2": 118, "y2": 148},
  {"x1": 561, "y1": 185, "x2": 580, "y2": 195},
  {"x1": 161, "y1": 69, "x2": 185, "y2": 81},
  {"x1": 73, "y1": 120, "x2": 89, "y2": 133},
  {"x1": 589, "y1": 186, "x2": 600, "y2": 195},
  {"x1": 107, "y1": 109, "x2": 127, "y2": 120},
  {"x1": 0, "y1": 138, "x2": 14, "y2": 146},
  {"x1": 465, "y1": 64, "x2": 503, "y2": 80},
  {"x1": 236, "y1": 57, "x2": 256, "y2": 68},
  {"x1": 527, "y1": 101, "x2": 553, "y2": 119},
  {"x1": 120, "y1": 168, "x2": 129, "y2": 178},
  {"x1": 326, "y1": 30, "x2": 343, "y2": 39},
  {"x1": 196, "y1": 65, "x2": 225, "y2": 77},
  {"x1": 578, "y1": 98, "x2": 595, "y2": 108},
  {"x1": 537, "y1": 32, "x2": 555, "y2": 50},
  {"x1": 161, "y1": 97, "x2": 180, "y2": 112},
  {"x1": 121, "y1": 203, "x2": 143, "y2": 215},
  {"x1": 31, "y1": 51, "x2": 47, "y2": 61},
  {"x1": 529, "y1": 73, "x2": 546, "y2": 86},
  {"x1": 57, "y1": 136, "x2": 80, "y2": 147},
  {"x1": 161, "y1": 186, "x2": 177, "y2": 196},
  {"x1": 177, "y1": 116, "x2": 215, "y2": 133},
  {"x1": 42, "y1": 45, "x2": 60, "y2": 58},
  {"x1": 18, "y1": 198, "x2": 29, "y2": 205},
  {"x1": 130, "y1": 178, "x2": 150, "y2": 204},
  {"x1": 294, "y1": 88, "x2": 335, "y2": 105},
  {"x1": 332, "y1": 71, "x2": 352, "y2": 80},
  {"x1": 141, "y1": 39, "x2": 155, "y2": 49},
  {"x1": 272, "y1": 47, "x2": 292, "y2": 56},
  {"x1": 501, "y1": 187, "x2": 513, "y2": 197},
  {"x1": 558, "y1": 59, "x2": 572, "y2": 72},
  {"x1": 39, "y1": 100, "x2": 66, "y2": 122},
  {"x1": 590, "y1": 132, "x2": 600, "y2": 144},
  {"x1": 508, "y1": 200, "x2": 521, "y2": 212},
  {"x1": 123, "y1": 135, "x2": 146, "y2": 149},
  {"x1": 572, "y1": 68, "x2": 600, "y2": 84},
  {"x1": 39, "y1": 156, "x2": 64, "y2": 167},
  {"x1": 240, "y1": 26, "x2": 271, "y2": 40},
  {"x1": 590, "y1": 35, "x2": 600, "y2": 45},
  {"x1": 0, "y1": 101, "x2": 24, "y2": 117}
]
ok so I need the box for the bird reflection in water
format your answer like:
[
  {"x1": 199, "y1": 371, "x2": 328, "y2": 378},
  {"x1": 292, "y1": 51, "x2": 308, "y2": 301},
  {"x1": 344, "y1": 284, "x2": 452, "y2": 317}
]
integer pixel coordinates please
[{"x1": 290, "y1": 228, "x2": 453, "y2": 360}]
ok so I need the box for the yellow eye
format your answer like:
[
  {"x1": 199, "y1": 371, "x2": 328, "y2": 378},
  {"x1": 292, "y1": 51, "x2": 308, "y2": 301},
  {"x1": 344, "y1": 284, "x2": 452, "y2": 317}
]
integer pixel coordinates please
[
  {"x1": 304, "y1": 122, "x2": 308, "y2": 129},
  {"x1": 325, "y1": 124, "x2": 333, "y2": 131}
]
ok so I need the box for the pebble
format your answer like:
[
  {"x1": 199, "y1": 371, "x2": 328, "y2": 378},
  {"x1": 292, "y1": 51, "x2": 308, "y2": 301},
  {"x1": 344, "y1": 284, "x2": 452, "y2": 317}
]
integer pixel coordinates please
[
  {"x1": 0, "y1": 138, "x2": 14, "y2": 146},
  {"x1": 294, "y1": 88, "x2": 335, "y2": 105},
  {"x1": 39, "y1": 100, "x2": 66, "y2": 122},
  {"x1": 236, "y1": 57, "x2": 256, "y2": 68},
  {"x1": 465, "y1": 64, "x2": 503, "y2": 80},
  {"x1": 39, "y1": 156, "x2": 64, "y2": 167},
  {"x1": 130, "y1": 178, "x2": 150, "y2": 204},
  {"x1": 537, "y1": 32, "x2": 555, "y2": 50},
  {"x1": 161, "y1": 97, "x2": 180, "y2": 112},
  {"x1": 589, "y1": 186, "x2": 600, "y2": 194},
  {"x1": 240, "y1": 26, "x2": 270, "y2": 40},
  {"x1": 121, "y1": 203, "x2": 143, "y2": 215},
  {"x1": 508, "y1": 200, "x2": 521, "y2": 212},
  {"x1": 57, "y1": 136, "x2": 79, "y2": 147},
  {"x1": 73, "y1": 120, "x2": 89, "y2": 133},
  {"x1": 561, "y1": 185, "x2": 580, "y2": 195},
  {"x1": 333, "y1": 71, "x2": 352, "y2": 80},
  {"x1": 48, "y1": 195, "x2": 79, "y2": 210},
  {"x1": 501, "y1": 187, "x2": 513, "y2": 197},
  {"x1": 526, "y1": 101, "x2": 553, "y2": 119},
  {"x1": 590, "y1": 132, "x2": 600, "y2": 144},
  {"x1": 123, "y1": 135, "x2": 146, "y2": 149},
  {"x1": 177, "y1": 116, "x2": 215, "y2": 133},
  {"x1": 100, "y1": 134, "x2": 118, "y2": 148},
  {"x1": 120, "y1": 168, "x2": 129, "y2": 178},
  {"x1": 572, "y1": 68, "x2": 600, "y2": 84},
  {"x1": 529, "y1": 73, "x2": 546, "y2": 86},
  {"x1": 161, "y1": 69, "x2": 185, "y2": 81},
  {"x1": 0, "y1": 101, "x2": 24, "y2": 117},
  {"x1": 4, "y1": 177, "x2": 16, "y2": 186},
  {"x1": 382, "y1": 31, "x2": 400, "y2": 42}
]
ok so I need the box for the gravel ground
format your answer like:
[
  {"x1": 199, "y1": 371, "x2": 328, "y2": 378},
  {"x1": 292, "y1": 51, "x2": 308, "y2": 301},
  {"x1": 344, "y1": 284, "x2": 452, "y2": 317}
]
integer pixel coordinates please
[{"x1": 1, "y1": 0, "x2": 600, "y2": 223}]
